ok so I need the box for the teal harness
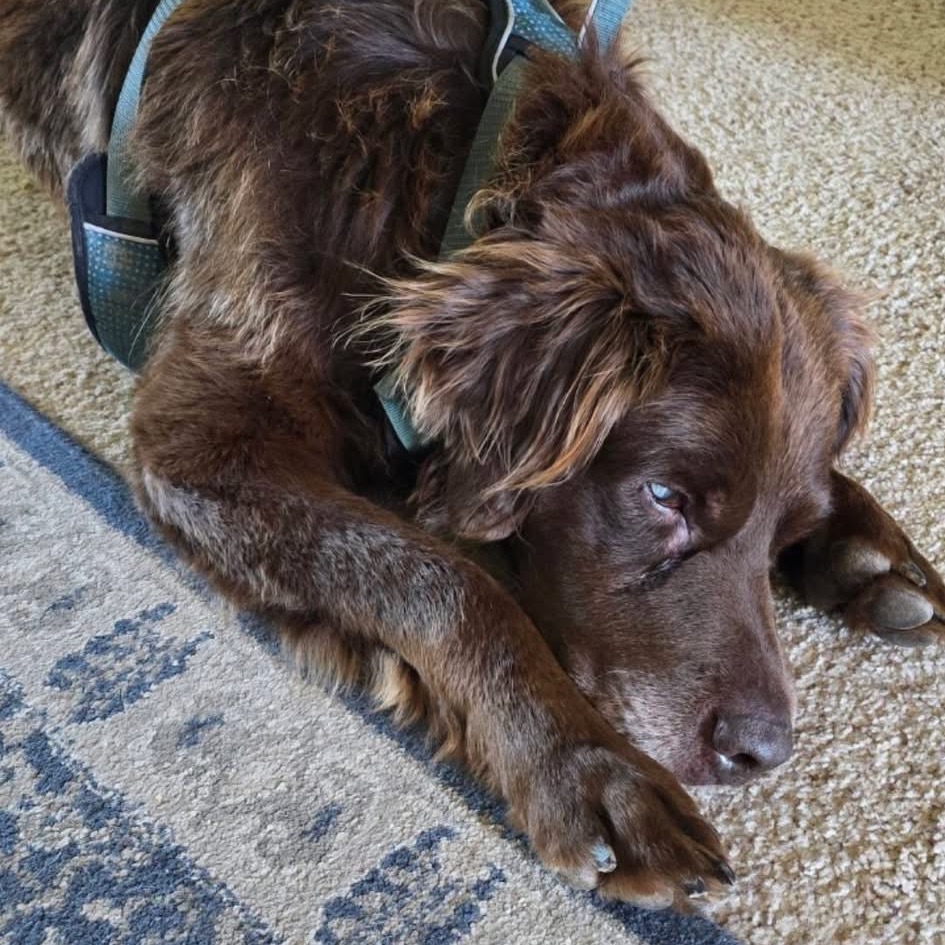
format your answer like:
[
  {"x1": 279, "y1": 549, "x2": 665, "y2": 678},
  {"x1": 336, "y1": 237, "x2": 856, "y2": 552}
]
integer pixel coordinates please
[
  {"x1": 68, "y1": 0, "x2": 632, "y2": 443},
  {"x1": 377, "y1": 0, "x2": 632, "y2": 451},
  {"x1": 68, "y1": 0, "x2": 185, "y2": 370}
]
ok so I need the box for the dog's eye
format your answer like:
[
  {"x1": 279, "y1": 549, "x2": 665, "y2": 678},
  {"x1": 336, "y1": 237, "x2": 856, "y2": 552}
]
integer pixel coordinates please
[{"x1": 647, "y1": 482, "x2": 684, "y2": 510}]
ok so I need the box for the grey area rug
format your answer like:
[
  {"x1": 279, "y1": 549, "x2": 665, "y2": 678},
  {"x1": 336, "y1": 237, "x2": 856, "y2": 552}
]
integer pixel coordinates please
[
  {"x1": 2, "y1": 0, "x2": 945, "y2": 943},
  {"x1": 0, "y1": 383, "x2": 739, "y2": 944}
]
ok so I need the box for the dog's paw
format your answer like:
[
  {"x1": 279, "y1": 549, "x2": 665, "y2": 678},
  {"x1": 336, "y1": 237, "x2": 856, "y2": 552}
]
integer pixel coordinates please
[
  {"x1": 786, "y1": 472, "x2": 945, "y2": 647},
  {"x1": 514, "y1": 742, "x2": 733, "y2": 911},
  {"x1": 820, "y1": 539, "x2": 945, "y2": 647}
]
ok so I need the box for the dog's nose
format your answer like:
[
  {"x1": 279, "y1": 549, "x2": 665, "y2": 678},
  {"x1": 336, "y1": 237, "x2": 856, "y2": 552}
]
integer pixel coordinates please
[{"x1": 712, "y1": 713, "x2": 793, "y2": 778}]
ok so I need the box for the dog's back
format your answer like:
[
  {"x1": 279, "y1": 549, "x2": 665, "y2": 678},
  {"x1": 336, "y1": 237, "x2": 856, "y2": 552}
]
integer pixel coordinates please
[
  {"x1": 0, "y1": 0, "x2": 162, "y2": 191},
  {"x1": 0, "y1": 0, "x2": 486, "y2": 365}
]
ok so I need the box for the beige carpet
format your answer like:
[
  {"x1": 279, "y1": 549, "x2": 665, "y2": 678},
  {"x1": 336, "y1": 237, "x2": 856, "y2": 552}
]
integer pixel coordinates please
[{"x1": 1, "y1": 1, "x2": 943, "y2": 943}]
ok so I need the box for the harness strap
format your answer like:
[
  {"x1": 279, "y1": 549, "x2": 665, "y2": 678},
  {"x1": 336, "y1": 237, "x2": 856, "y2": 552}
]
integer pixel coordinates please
[
  {"x1": 377, "y1": 52, "x2": 529, "y2": 452},
  {"x1": 107, "y1": 0, "x2": 186, "y2": 222},
  {"x1": 80, "y1": 0, "x2": 632, "y2": 446},
  {"x1": 447, "y1": 0, "x2": 632, "y2": 258},
  {"x1": 579, "y1": 0, "x2": 632, "y2": 50},
  {"x1": 440, "y1": 55, "x2": 527, "y2": 258},
  {"x1": 377, "y1": 0, "x2": 634, "y2": 452}
]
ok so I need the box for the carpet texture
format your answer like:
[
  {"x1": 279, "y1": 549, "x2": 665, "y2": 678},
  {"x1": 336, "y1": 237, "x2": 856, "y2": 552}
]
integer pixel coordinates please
[{"x1": 1, "y1": 1, "x2": 943, "y2": 943}]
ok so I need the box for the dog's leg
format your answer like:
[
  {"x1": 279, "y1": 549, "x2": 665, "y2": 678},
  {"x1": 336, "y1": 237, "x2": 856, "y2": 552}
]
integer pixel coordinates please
[
  {"x1": 781, "y1": 470, "x2": 945, "y2": 646},
  {"x1": 131, "y1": 327, "x2": 731, "y2": 909}
]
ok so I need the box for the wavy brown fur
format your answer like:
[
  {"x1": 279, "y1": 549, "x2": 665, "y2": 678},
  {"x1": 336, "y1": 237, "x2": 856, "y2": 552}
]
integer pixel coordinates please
[{"x1": 4, "y1": 0, "x2": 943, "y2": 913}]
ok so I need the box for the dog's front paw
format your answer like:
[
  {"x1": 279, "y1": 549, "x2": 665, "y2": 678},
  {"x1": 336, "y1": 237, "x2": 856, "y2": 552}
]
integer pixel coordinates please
[
  {"x1": 512, "y1": 741, "x2": 733, "y2": 911},
  {"x1": 786, "y1": 471, "x2": 945, "y2": 646},
  {"x1": 814, "y1": 538, "x2": 945, "y2": 647}
]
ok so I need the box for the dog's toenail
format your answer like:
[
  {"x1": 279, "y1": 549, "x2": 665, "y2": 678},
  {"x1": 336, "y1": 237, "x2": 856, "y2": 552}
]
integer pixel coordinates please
[
  {"x1": 716, "y1": 861, "x2": 737, "y2": 885},
  {"x1": 592, "y1": 841, "x2": 617, "y2": 873},
  {"x1": 684, "y1": 878, "x2": 707, "y2": 897},
  {"x1": 871, "y1": 587, "x2": 933, "y2": 630},
  {"x1": 898, "y1": 560, "x2": 927, "y2": 588}
]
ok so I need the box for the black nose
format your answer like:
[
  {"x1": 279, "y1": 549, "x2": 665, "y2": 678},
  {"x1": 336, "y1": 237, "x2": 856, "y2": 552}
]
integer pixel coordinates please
[{"x1": 712, "y1": 714, "x2": 793, "y2": 778}]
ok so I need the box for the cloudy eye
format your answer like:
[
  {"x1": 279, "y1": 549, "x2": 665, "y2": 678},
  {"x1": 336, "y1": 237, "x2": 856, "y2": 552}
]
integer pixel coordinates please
[{"x1": 647, "y1": 481, "x2": 684, "y2": 510}]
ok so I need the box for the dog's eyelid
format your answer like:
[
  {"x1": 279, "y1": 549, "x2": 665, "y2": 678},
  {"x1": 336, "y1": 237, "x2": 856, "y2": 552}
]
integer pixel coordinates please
[{"x1": 645, "y1": 480, "x2": 687, "y2": 512}]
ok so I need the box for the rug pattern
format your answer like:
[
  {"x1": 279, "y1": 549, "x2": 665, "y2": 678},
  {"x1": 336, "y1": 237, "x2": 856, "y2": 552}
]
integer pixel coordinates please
[{"x1": 0, "y1": 382, "x2": 739, "y2": 945}]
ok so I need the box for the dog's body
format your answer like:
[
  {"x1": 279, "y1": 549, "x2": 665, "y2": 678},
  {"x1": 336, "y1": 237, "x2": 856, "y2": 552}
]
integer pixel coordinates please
[{"x1": 3, "y1": 0, "x2": 943, "y2": 908}]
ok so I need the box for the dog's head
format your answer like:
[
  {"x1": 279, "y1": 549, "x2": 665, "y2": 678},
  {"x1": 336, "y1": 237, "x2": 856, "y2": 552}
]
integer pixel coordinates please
[{"x1": 375, "y1": 52, "x2": 873, "y2": 785}]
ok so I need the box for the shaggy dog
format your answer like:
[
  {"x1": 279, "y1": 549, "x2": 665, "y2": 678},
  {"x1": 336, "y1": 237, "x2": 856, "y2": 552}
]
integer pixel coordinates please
[{"x1": 2, "y1": 0, "x2": 943, "y2": 909}]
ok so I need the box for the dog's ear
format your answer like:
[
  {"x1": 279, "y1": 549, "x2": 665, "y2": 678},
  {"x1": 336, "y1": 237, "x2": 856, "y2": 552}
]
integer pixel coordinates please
[
  {"x1": 778, "y1": 250, "x2": 876, "y2": 455},
  {"x1": 371, "y1": 228, "x2": 671, "y2": 542}
]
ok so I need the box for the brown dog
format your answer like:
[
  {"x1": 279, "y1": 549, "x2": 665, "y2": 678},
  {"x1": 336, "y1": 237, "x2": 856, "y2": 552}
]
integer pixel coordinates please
[{"x1": 2, "y1": 0, "x2": 943, "y2": 910}]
